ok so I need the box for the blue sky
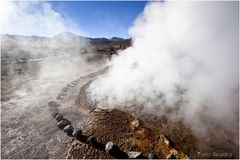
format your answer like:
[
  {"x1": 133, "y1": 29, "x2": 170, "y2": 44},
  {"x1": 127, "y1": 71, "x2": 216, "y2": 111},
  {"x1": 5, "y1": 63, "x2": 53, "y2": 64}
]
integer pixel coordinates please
[
  {"x1": 49, "y1": 1, "x2": 147, "y2": 38},
  {"x1": 1, "y1": 1, "x2": 147, "y2": 38}
]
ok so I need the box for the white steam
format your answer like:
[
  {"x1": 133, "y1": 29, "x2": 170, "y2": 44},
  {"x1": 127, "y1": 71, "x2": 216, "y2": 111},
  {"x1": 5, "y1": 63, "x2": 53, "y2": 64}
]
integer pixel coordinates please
[
  {"x1": 0, "y1": 1, "x2": 84, "y2": 37},
  {"x1": 89, "y1": 1, "x2": 239, "y2": 132}
]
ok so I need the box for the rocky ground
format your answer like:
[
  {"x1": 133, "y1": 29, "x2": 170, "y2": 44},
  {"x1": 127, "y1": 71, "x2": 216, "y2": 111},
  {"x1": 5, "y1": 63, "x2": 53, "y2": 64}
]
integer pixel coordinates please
[
  {"x1": 0, "y1": 32, "x2": 131, "y2": 159},
  {"x1": 1, "y1": 56, "x2": 106, "y2": 158},
  {"x1": 57, "y1": 78, "x2": 239, "y2": 159},
  {"x1": 57, "y1": 108, "x2": 188, "y2": 159},
  {"x1": 1, "y1": 33, "x2": 238, "y2": 159},
  {"x1": 1, "y1": 57, "x2": 239, "y2": 159},
  {"x1": 1, "y1": 57, "x2": 189, "y2": 159}
]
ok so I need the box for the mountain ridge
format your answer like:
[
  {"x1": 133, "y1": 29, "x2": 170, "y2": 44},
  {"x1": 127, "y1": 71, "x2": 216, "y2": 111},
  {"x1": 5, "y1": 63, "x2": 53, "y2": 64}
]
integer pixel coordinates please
[{"x1": 1, "y1": 32, "x2": 130, "y2": 41}]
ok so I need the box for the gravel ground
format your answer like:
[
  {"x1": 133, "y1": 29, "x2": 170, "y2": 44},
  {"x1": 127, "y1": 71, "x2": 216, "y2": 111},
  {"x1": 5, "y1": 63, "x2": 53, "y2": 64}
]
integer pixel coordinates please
[{"x1": 1, "y1": 58, "x2": 106, "y2": 159}]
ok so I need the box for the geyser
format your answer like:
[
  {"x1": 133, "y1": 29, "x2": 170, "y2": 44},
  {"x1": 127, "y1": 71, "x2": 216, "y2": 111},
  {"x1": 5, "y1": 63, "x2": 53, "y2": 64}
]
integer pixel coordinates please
[{"x1": 88, "y1": 1, "x2": 239, "y2": 136}]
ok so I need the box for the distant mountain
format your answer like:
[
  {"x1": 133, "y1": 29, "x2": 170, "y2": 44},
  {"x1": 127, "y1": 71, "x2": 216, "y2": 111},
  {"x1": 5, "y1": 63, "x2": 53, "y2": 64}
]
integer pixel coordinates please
[
  {"x1": 52, "y1": 32, "x2": 129, "y2": 43},
  {"x1": 51, "y1": 32, "x2": 86, "y2": 43},
  {"x1": 1, "y1": 32, "x2": 131, "y2": 45},
  {"x1": 110, "y1": 37, "x2": 124, "y2": 41},
  {"x1": 52, "y1": 31, "x2": 80, "y2": 38},
  {"x1": 1, "y1": 34, "x2": 48, "y2": 41}
]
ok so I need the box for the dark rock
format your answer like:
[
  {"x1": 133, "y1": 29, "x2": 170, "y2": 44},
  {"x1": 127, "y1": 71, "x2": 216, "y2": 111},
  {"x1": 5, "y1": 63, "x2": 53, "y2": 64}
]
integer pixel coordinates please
[
  {"x1": 51, "y1": 111, "x2": 58, "y2": 118},
  {"x1": 72, "y1": 130, "x2": 82, "y2": 138},
  {"x1": 15, "y1": 68, "x2": 22, "y2": 74},
  {"x1": 63, "y1": 125, "x2": 73, "y2": 134},
  {"x1": 167, "y1": 154, "x2": 176, "y2": 159},
  {"x1": 105, "y1": 141, "x2": 128, "y2": 158},
  {"x1": 105, "y1": 142, "x2": 114, "y2": 153},
  {"x1": 87, "y1": 136, "x2": 97, "y2": 146},
  {"x1": 56, "y1": 93, "x2": 66, "y2": 100},
  {"x1": 59, "y1": 93, "x2": 66, "y2": 96},
  {"x1": 56, "y1": 95, "x2": 64, "y2": 100},
  {"x1": 49, "y1": 108, "x2": 59, "y2": 118},
  {"x1": 67, "y1": 84, "x2": 74, "y2": 87},
  {"x1": 55, "y1": 114, "x2": 64, "y2": 122},
  {"x1": 105, "y1": 141, "x2": 114, "y2": 153},
  {"x1": 48, "y1": 101, "x2": 60, "y2": 108},
  {"x1": 57, "y1": 119, "x2": 71, "y2": 129},
  {"x1": 61, "y1": 87, "x2": 68, "y2": 92}
]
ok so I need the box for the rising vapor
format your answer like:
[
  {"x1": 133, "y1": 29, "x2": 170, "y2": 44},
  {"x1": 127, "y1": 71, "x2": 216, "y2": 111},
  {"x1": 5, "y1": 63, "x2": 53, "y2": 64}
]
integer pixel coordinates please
[{"x1": 88, "y1": 1, "x2": 239, "y2": 135}]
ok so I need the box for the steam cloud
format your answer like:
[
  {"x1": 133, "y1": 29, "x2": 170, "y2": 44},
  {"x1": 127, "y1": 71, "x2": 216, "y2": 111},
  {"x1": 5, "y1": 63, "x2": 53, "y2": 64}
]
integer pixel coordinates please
[
  {"x1": 0, "y1": 1, "x2": 102, "y2": 117},
  {"x1": 88, "y1": 1, "x2": 239, "y2": 134},
  {"x1": 0, "y1": 1, "x2": 84, "y2": 37}
]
